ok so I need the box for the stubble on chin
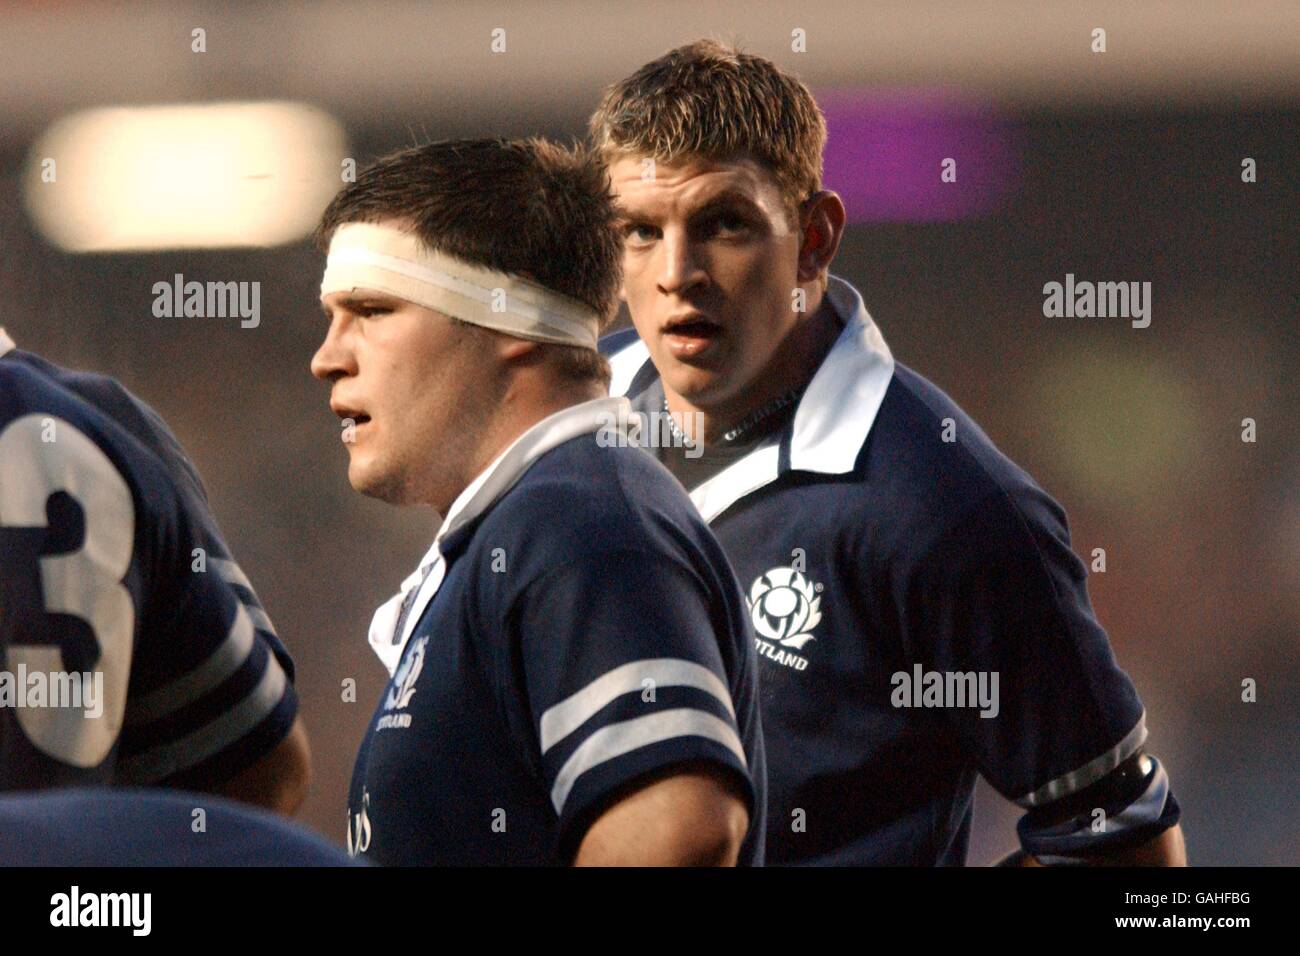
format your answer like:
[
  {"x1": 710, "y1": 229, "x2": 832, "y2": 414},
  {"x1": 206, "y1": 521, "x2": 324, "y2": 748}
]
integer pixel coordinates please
[{"x1": 349, "y1": 452, "x2": 421, "y2": 506}]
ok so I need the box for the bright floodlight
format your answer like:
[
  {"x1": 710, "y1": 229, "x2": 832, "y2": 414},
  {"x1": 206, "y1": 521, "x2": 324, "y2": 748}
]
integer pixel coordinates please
[{"x1": 24, "y1": 101, "x2": 348, "y2": 252}]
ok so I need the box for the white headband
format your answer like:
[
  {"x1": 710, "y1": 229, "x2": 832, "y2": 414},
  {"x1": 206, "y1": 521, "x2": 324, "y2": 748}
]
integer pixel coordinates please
[{"x1": 320, "y1": 222, "x2": 601, "y2": 349}]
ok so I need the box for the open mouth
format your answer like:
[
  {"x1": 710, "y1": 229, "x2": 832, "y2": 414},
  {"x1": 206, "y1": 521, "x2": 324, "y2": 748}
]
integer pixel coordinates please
[
  {"x1": 332, "y1": 404, "x2": 372, "y2": 430},
  {"x1": 667, "y1": 319, "x2": 719, "y2": 337},
  {"x1": 662, "y1": 315, "x2": 722, "y2": 359},
  {"x1": 338, "y1": 411, "x2": 370, "y2": 446}
]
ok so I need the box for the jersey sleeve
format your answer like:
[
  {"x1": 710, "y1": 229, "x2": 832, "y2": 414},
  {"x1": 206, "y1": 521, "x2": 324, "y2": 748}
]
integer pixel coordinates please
[
  {"x1": 113, "y1": 482, "x2": 298, "y2": 789},
  {"x1": 112, "y1": 380, "x2": 296, "y2": 678},
  {"x1": 901, "y1": 484, "x2": 1178, "y2": 852},
  {"x1": 500, "y1": 544, "x2": 754, "y2": 859}
]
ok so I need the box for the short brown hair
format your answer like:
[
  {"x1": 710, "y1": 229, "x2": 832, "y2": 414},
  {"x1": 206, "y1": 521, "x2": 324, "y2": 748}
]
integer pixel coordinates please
[
  {"x1": 316, "y1": 137, "x2": 619, "y2": 384},
  {"x1": 588, "y1": 39, "x2": 827, "y2": 219}
]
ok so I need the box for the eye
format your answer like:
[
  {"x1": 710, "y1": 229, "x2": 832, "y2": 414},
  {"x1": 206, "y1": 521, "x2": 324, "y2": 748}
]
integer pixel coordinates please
[
  {"x1": 622, "y1": 222, "x2": 659, "y2": 245},
  {"x1": 353, "y1": 304, "x2": 393, "y2": 318},
  {"x1": 711, "y1": 211, "x2": 749, "y2": 235}
]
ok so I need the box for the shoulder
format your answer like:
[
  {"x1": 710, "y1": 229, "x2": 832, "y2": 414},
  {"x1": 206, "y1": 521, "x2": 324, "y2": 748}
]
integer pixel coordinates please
[
  {"x1": 865, "y1": 363, "x2": 1068, "y2": 564},
  {"x1": 598, "y1": 328, "x2": 652, "y2": 397},
  {"x1": 478, "y1": 434, "x2": 713, "y2": 576},
  {"x1": 598, "y1": 327, "x2": 641, "y2": 358},
  {"x1": 0, "y1": 352, "x2": 193, "y2": 528},
  {"x1": 0, "y1": 353, "x2": 135, "y2": 458},
  {"x1": 2, "y1": 351, "x2": 166, "y2": 451},
  {"x1": 53, "y1": 359, "x2": 211, "y2": 504}
]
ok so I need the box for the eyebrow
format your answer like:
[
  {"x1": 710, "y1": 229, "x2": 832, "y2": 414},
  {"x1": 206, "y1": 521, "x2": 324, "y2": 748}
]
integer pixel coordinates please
[
  {"x1": 689, "y1": 192, "x2": 763, "y2": 219},
  {"x1": 617, "y1": 190, "x2": 764, "y2": 225},
  {"x1": 320, "y1": 293, "x2": 395, "y2": 319}
]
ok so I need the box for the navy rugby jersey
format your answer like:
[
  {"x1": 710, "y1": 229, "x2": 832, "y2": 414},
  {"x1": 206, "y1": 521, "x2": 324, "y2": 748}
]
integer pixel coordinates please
[
  {"x1": 603, "y1": 277, "x2": 1180, "y2": 865},
  {"x1": 0, "y1": 328, "x2": 297, "y2": 791},
  {"x1": 347, "y1": 396, "x2": 765, "y2": 865},
  {"x1": 0, "y1": 787, "x2": 354, "y2": 865}
]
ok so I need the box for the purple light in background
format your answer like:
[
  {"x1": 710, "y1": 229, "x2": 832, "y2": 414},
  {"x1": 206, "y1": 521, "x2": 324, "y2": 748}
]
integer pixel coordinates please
[{"x1": 817, "y1": 89, "x2": 1021, "y2": 222}]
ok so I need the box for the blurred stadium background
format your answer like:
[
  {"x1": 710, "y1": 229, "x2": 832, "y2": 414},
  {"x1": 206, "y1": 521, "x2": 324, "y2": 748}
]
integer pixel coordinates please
[{"x1": 0, "y1": 1, "x2": 1294, "y2": 864}]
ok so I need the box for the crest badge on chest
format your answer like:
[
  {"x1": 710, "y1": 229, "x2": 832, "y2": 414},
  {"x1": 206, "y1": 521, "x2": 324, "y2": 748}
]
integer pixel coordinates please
[{"x1": 747, "y1": 560, "x2": 823, "y2": 671}]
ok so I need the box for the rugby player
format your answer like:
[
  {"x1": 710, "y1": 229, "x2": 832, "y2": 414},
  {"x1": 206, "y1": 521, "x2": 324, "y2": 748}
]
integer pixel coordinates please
[
  {"x1": 0, "y1": 328, "x2": 309, "y2": 811},
  {"x1": 593, "y1": 41, "x2": 1186, "y2": 866},
  {"x1": 311, "y1": 138, "x2": 765, "y2": 865}
]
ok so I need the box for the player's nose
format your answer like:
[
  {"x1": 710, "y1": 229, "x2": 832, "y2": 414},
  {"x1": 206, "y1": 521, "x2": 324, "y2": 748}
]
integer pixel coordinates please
[
  {"x1": 656, "y1": 230, "x2": 708, "y2": 298},
  {"x1": 311, "y1": 315, "x2": 357, "y2": 383}
]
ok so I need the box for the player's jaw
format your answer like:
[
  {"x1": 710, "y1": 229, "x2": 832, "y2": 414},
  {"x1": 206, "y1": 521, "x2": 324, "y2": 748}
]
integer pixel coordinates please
[
  {"x1": 328, "y1": 392, "x2": 382, "y2": 486},
  {"x1": 326, "y1": 375, "x2": 420, "y2": 504},
  {"x1": 335, "y1": 377, "x2": 477, "y2": 509}
]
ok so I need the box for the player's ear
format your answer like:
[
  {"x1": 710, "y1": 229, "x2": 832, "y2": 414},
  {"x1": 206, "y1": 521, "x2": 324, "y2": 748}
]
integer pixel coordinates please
[
  {"x1": 796, "y1": 190, "x2": 846, "y2": 283},
  {"x1": 494, "y1": 336, "x2": 541, "y2": 364}
]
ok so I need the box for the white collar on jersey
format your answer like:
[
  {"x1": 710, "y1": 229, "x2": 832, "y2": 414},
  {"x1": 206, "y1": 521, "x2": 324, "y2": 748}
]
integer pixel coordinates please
[
  {"x1": 0, "y1": 327, "x2": 15, "y2": 358},
  {"x1": 608, "y1": 274, "x2": 895, "y2": 523},
  {"x1": 367, "y1": 394, "x2": 632, "y2": 675}
]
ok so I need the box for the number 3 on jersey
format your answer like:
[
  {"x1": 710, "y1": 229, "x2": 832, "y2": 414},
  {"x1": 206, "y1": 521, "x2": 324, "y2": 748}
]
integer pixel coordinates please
[{"x1": 0, "y1": 414, "x2": 134, "y2": 766}]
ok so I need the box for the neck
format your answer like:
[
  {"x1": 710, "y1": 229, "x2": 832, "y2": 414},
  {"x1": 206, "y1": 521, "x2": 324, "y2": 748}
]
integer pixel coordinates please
[
  {"x1": 666, "y1": 296, "x2": 841, "y2": 445},
  {"x1": 429, "y1": 375, "x2": 605, "y2": 515}
]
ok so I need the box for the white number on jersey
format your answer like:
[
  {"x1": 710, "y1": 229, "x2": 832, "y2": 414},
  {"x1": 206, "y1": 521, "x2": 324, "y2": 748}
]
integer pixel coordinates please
[{"x1": 0, "y1": 414, "x2": 135, "y2": 766}]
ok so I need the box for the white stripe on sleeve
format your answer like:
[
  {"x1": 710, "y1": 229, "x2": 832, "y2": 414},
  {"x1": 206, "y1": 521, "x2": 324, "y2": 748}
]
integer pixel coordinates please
[
  {"x1": 125, "y1": 601, "x2": 256, "y2": 727},
  {"x1": 116, "y1": 650, "x2": 289, "y2": 783},
  {"x1": 539, "y1": 657, "x2": 735, "y2": 754},
  {"x1": 549, "y1": 708, "x2": 746, "y2": 814}
]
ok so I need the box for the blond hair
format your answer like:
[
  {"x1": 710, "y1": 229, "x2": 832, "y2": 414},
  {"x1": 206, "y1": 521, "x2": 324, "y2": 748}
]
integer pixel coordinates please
[{"x1": 589, "y1": 39, "x2": 827, "y2": 220}]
